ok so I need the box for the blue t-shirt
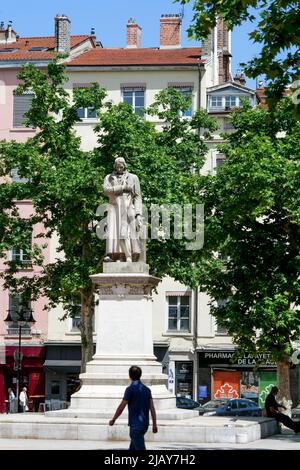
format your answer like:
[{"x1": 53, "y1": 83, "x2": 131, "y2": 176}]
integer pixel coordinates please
[{"x1": 123, "y1": 380, "x2": 152, "y2": 427}]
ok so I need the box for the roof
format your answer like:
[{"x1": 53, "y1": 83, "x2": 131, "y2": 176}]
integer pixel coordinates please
[
  {"x1": 207, "y1": 81, "x2": 256, "y2": 94},
  {"x1": 67, "y1": 47, "x2": 203, "y2": 67},
  {"x1": 0, "y1": 35, "x2": 96, "y2": 61}
]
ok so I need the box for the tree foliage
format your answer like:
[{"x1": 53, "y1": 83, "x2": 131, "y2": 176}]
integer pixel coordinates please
[
  {"x1": 198, "y1": 98, "x2": 300, "y2": 399},
  {"x1": 176, "y1": 0, "x2": 300, "y2": 112}
]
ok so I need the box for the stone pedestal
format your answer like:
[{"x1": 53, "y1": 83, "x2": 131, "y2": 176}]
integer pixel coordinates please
[{"x1": 51, "y1": 263, "x2": 196, "y2": 419}]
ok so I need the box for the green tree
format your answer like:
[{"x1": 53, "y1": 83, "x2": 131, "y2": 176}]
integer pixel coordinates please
[
  {"x1": 176, "y1": 0, "x2": 300, "y2": 111},
  {"x1": 198, "y1": 98, "x2": 300, "y2": 403},
  {"x1": 0, "y1": 61, "x2": 216, "y2": 371}
]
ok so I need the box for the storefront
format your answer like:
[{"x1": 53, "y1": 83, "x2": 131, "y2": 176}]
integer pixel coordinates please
[
  {"x1": 0, "y1": 345, "x2": 45, "y2": 413},
  {"x1": 44, "y1": 343, "x2": 82, "y2": 402},
  {"x1": 197, "y1": 349, "x2": 277, "y2": 407}
]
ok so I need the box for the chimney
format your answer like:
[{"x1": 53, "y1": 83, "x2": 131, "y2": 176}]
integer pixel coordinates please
[
  {"x1": 233, "y1": 71, "x2": 246, "y2": 86},
  {"x1": 160, "y1": 14, "x2": 181, "y2": 49},
  {"x1": 0, "y1": 20, "x2": 17, "y2": 44},
  {"x1": 126, "y1": 18, "x2": 142, "y2": 48},
  {"x1": 55, "y1": 14, "x2": 71, "y2": 54},
  {"x1": 216, "y1": 17, "x2": 231, "y2": 84}
]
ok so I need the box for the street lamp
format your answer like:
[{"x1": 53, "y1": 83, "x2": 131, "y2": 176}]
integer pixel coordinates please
[{"x1": 4, "y1": 307, "x2": 35, "y2": 412}]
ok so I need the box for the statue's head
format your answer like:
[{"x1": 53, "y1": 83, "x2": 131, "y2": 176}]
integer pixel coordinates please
[{"x1": 114, "y1": 157, "x2": 127, "y2": 174}]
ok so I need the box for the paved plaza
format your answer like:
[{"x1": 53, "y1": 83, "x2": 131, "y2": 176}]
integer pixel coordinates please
[{"x1": 0, "y1": 428, "x2": 299, "y2": 450}]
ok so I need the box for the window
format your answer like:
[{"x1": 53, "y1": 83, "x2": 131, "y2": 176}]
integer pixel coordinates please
[
  {"x1": 11, "y1": 168, "x2": 29, "y2": 184},
  {"x1": 225, "y1": 95, "x2": 236, "y2": 109},
  {"x1": 216, "y1": 154, "x2": 226, "y2": 167},
  {"x1": 224, "y1": 118, "x2": 234, "y2": 131},
  {"x1": 215, "y1": 299, "x2": 228, "y2": 334},
  {"x1": 167, "y1": 295, "x2": 191, "y2": 332},
  {"x1": 13, "y1": 92, "x2": 34, "y2": 128},
  {"x1": 28, "y1": 47, "x2": 48, "y2": 52},
  {"x1": 0, "y1": 48, "x2": 18, "y2": 53},
  {"x1": 51, "y1": 380, "x2": 60, "y2": 395},
  {"x1": 122, "y1": 87, "x2": 145, "y2": 116},
  {"x1": 69, "y1": 299, "x2": 95, "y2": 332},
  {"x1": 12, "y1": 231, "x2": 32, "y2": 265},
  {"x1": 71, "y1": 316, "x2": 81, "y2": 331},
  {"x1": 230, "y1": 400, "x2": 238, "y2": 409},
  {"x1": 7, "y1": 292, "x2": 32, "y2": 335},
  {"x1": 175, "y1": 87, "x2": 193, "y2": 117},
  {"x1": 76, "y1": 106, "x2": 97, "y2": 120},
  {"x1": 210, "y1": 96, "x2": 223, "y2": 108},
  {"x1": 74, "y1": 84, "x2": 97, "y2": 120}
]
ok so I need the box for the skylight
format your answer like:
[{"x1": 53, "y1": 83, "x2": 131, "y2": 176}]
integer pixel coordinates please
[
  {"x1": 28, "y1": 47, "x2": 48, "y2": 52},
  {"x1": 0, "y1": 48, "x2": 18, "y2": 53}
]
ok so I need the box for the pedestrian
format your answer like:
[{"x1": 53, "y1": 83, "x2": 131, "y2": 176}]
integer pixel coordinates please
[
  {"x1": 265, "y1": 386, "x2": 300, "y2": 433},
  {"x1": 109, "y1": 365, "x2": 158, "y2": 450},
  {"x1": 6, "y1": 387, "x2": 15, "y2": 414},
  {"x1": 19, "y1": 386, "x2": 29, "y2": 412}
]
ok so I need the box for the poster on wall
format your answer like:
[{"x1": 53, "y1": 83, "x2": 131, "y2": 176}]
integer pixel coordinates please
[
  {"x1": 258, "y1": 371, "x2": 277, "y2": 408},
  {"x1": 175, "y1": 362, "x2": 193, "y2": 398},
  {"x1": 240, "y1": 371, "x2": 259, "y2": 403},
  {"x1": 213, "y1": 370, "x2": 240, "y2": 399}
]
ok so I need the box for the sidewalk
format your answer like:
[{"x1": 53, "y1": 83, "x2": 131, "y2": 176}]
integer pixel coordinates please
[{"x1": 0, "y1": 429, "x2": 298, "y2": 450}]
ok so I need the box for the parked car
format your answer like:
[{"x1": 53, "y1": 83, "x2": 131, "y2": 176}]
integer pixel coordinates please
[
  {"x1": 291, "y1": 404, "x2": 300, "y2": 421},
  {"x1": 176, "y1": 396, "x2": 202, "y2": 411},
  {"x1": 200, "y1": 398, "x2": 262, "y2": 417},
  {"x1": 198, "y1": 399, "x2": 229, "y2": 415}
]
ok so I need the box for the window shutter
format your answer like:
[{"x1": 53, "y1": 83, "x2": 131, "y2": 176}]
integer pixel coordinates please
[{"x1": 13, "y1": 94, "x2": 34, "y2": 128}]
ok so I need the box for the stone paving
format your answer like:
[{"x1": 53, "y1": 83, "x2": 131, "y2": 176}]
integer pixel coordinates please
[{"x1": 0, "y1": 428, "x2": 298, "y2": 450}]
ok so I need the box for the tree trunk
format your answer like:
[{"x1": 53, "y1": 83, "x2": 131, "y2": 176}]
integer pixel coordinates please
[
  {"x1": 277, "y1": 360, "x2": 292, "y2": 412},
  {"x1": 80, "y1": 288, "x2": 94, "y2": 373}
]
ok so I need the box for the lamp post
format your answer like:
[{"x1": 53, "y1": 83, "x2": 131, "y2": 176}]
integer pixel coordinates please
[{"x1": 4, "y1": 308, "x2": 35, "y2": 412}]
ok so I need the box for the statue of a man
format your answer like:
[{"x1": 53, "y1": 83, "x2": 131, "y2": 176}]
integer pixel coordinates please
[{"x1": 103, "y1": 157, "x2": 143, "y2": 262}]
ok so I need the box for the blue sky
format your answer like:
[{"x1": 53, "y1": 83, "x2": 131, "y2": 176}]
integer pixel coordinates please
[{"x1": 1, "y1": 0, "x2": 260, "y2": 87}]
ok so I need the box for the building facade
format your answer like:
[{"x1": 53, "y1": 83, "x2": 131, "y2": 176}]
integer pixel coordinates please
[{"x1": 0, "y1": 16, "x2": 96, "y2": 411}]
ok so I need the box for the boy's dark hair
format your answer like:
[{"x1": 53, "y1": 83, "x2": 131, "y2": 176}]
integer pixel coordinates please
[
  {"x1": 129, "y1": 365, "x2": 142, "y2": 381},
  {"x1": 271, "y1": 386, "x2": 279, "y2": 393}
]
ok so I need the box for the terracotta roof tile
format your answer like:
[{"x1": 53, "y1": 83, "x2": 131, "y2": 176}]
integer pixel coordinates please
[
  {"x1": 68, "y1": 47, "x2": 203, "y2": 67},
  {"x1": 0, "y1": 35, "x2": 95, "y2": 61}
]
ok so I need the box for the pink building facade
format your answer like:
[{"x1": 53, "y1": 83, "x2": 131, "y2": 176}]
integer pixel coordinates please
[{"x1": 0, "y1": 17, "x2": 95, "y2": 411}]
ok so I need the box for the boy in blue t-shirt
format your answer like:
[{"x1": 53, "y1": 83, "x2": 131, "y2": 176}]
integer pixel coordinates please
[{"x1": 109, "y1": 365, "x2": 158, "y2": 450}]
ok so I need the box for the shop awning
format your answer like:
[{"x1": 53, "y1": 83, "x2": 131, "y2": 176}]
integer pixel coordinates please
[{"x1": 43, "y1": 360, "x2": 81, "y2": 372}]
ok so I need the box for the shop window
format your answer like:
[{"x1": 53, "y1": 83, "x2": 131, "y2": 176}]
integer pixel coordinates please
[
  {"x1": 167, "y1": 295, "x2": 191, "y2": 332},
  {"x1": 51, "y1": 380, "x2": 60, "y2": 395},
  {"x1": 66, "y1": 375, "x2": 80, "y2": 402}
]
